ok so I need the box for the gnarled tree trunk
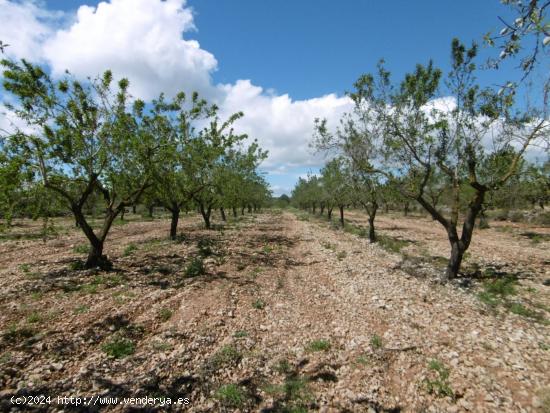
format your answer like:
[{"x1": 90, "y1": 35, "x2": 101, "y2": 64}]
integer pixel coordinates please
[
  {"x1": 169, "y1": 204, "x2": 180, "y2": 240},
  {"x1": 199, "y1": 204, "x2": 212, "y2": 229}
]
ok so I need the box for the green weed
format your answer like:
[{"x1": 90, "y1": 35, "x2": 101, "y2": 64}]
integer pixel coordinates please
[
  {"x1": 101, "y1": 336, "x2": 135, "y2": 358},
  {"x1": 306, "y1": 339, "x2": 331, "y2": 352},
  {"x1": 185, "y1": 257, "x2": 205, "y2": 277},
  {"x1": 424, "y1": 359, "x2": 454, "y2": 398}
]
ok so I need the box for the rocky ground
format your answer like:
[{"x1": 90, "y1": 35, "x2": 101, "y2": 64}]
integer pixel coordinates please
[{"x1": 0, "y1": 210, "x2": 548, "y2": 412}]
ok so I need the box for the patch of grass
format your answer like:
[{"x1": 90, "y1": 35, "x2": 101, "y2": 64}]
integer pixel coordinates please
[
  {"x1": 370, "y1": 334, "x2": 383, "y2": 349},
  {"x1": 274, "y1": 359, "x2": 292, "y2": 374},
  {"x1": 262, "y1": 244, "x2": 274, "y2": 254},
  {"x1": 69, "y1": 260, "x2": 86, "y2": 271},
  {"x1": 296, "y1": 213, "x2": 310, "y2": 222},
  {"x1": 31, "y1": 291, "x2": 43, "y2": 300},
  {"x1": 3, "y1": 323, "x2": 35, "y2": 342},
  {"x1": 0, "y1": 352, "x2": 12, "y2": 364},
  {"x1": 495, "y1": 225, "x2": 514, "y2": 233},
  {"x1": 19, "y1": 263, "x2": 31, "y2": 273},
  {"x1": 123, "y1": 243, "x2": 137, "y2": 256},
  {"x1": 159, "y1": 308, "x2": 173, "y2": 322},
  {"x1": 184, "y1": 257, "x2": 205, "y2": 277},
  {"x1": 197, "y1": 239, "x2": 214, "y2": 257},
  {"x1": 26, "y1": 311, "x2": 43, "y2": 324},
  {"x1": 424, "y1": 359, "x2": 454, "y2": 398},
  {"x1": 321, "y1": 242, "x2": 336, "y2": 251},
  {"x1": 378, "y1": 235, "x2": 410, "y2": 253},
  {"x1": 101, "y1": 336, "x2": 135, "y2": 359},
  {"x1": 252, "y1": 299, "x2": 266, "y2": 309},
  {"x1": 265, "y1": 376, "x2": 312, "y2": 411},
  {"x1": 506, "y1": 302, "x2": 546, "y2": 322},
  {"x1": 477, "y1": 277, "x2": 546, "y2": 323},
  {"x1": 215, "y1": 384, "x2": 247, "y2": 408},
  {"x1": 478, "y1": 291, "x2": 501, "y2": 307},
  {"x1": 478, "y1": 276, "x2": 518, "y2": 307},
  {"x1": 343, "y1": 223, "x2": 365, "y2": 237},
  {"x1": 234, "y1": 330, "x2": 248, "y2": 338},
  {"x1": 336, "y1": 251, "x2": 347, "y2": 261},
  {"x1": 355, "y1": 355, "x2": 370, "y2": 366},
  {"x1": 484, "y1": 276, "x2": 517, "y2": 296},
  {"x1": 91, "y1": 274, "x2": 124, "y2": 288},
  {"x1": 250, "y1": 266, "x2": 262, "y2": 279},
  {"x1": 521, "y1": 231, "x2": 550, "y2": 244},
  {"x1": 74, "y1": 304, "x2": 90, "y2": 314},
  {"x1": 208, "y1": 345, "x2": 241, "y2": 370},
  {"x1": 73, "y1": 244, "x2": 89, "y2": 254},
  {"x1": 306, "y1": 339, "x2": 331, "y2": 352},
  {"x1": 80, "y1": 283, "x2": 98, "y2": 294}
]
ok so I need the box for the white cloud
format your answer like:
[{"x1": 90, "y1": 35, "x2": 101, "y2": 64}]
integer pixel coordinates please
[
  {"x1": 0, "y1": 0, "x2": 63, "y2": 61},
  {"x1": 42, "y1": 0, "x2": 218, "y2": 100},
  {"x1": 0, "y1": 0, "x2": 355, "y2": 171},
  {"x1": 218, "y1": 80, "x2": 352, "y2": 170}
]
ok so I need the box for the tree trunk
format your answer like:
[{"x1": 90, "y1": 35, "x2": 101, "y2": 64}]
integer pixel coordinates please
[
  {"x1": 148, "y1": 205, "x2": 154, "y2": 218},
  {"x1": 442, "y1": 189, "x2": 485, "y2": 281},
  {"x1": 368, "y1": 216, "x2": 376, "y2": 242},
  {"x1": 85, "y1": 239, "x2": 107, "y2": 268},
  {"x1": 445, "y1": 241, "x2": 465, "y2": 281},
  {"x1": 132, "y1": 205, "x2": 136, "y2": 214},
  {"x1": 312, "y1": 203, "x2": 316, "y2": 214},
  {"x1": 200, "y1": 204, "x2": 212, "y2": 229},
  {"x1": 339, "y1": 205, "x2": 344, "y2": 227},
  {"x1": 320, "y1": 204, "x2": 325, "y2": 215},
  {"x1": 72, "y1": 206, "x2": 116, "y2": 270},
  {"x1": 247, "y1": 204, "x2": 252, "y2": 213},
  {"x1": 241, "y1": 206, "x2": 245, "y2": 216},
  {"x1": 327, "y1": 208, "x2": 333, "y2": 220},
  {"x1": 478, "y1": 208, "x2": 489, "y2": 229},
  {"x1": 220, "y1": 207, "x2": 226, "y2": 222},
  {"x1": 403, "y1": 202, "x2": 409, "y2": 217},
  {"x1": 169, "y1": 206, "x2": 180, "y2": 240},
  {"x1": 232, "y1": 207, "x2": 237, "y2": 218},
  {"x1": 120, "y1": 209, "x2": 125, "y2": 220}
]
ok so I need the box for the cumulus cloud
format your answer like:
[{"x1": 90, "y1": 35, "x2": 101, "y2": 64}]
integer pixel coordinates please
[
  {"x1": 218, "y1": 80, "x2": 352, "y2": 170},
  {"x1": 0, "y1": 0, "x2": 63, "y2": 61},
  {"x1": 41, "y1": 0, "x2": 218, "y2": 100},
  {"x1": 1, "y1": 0, "x2": 352, "y2": 171},
  {"x1": 0, "y1": 0, "x2": 355, "y2": 174}
]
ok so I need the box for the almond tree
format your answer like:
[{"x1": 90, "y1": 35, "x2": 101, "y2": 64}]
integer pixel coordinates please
[
  {"x1": 1, "y1": 60, "x2": 160, "y2": 268},
  {"x1": 320, "y1": 157, "x2": 353, "y2": 227},
  {"x1": 185, "y1": 112, "x2": 247, "y2": 229},
  {"x1": 148, "y1": 91, "x2": 215, "y2": 239},
  {"x1": 364, "y1": 40, "x2": 548, "y2": 281}
]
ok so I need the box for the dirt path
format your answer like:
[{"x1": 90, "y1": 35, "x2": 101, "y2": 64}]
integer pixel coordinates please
[{"x1": 0, "y1": 211, "x2": 548, "y2": 412}]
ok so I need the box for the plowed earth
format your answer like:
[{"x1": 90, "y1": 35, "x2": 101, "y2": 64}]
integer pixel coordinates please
[{"x1": 0, "y1": 210, "x2": 548, "y2": 412}]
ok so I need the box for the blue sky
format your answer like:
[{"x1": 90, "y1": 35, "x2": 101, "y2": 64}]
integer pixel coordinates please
[
  {"x1": 44, "y1": 0, "x2": 517, "y2": 97},
  {"x1": 0, "y1": 0, "x2": 534, "y2": 195}
]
